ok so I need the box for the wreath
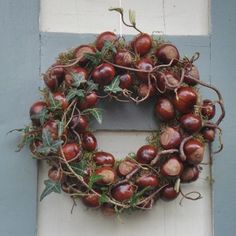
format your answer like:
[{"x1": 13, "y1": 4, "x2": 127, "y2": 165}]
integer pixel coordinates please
[{"x1": 14, "y1": 8, "x2": 225, "y2": 215}]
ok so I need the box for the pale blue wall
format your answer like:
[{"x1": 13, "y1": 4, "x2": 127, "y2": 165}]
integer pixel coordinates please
[
  {"x1": 0, "y1": 0, "x2": 39, "y2": 235},
  {"x1": 211, "y1": 1, "x2": 236, "y2": 235}
]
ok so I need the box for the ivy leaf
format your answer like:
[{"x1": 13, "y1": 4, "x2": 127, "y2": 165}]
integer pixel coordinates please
[
  {"x1": 42, "y1": 128, "x2": 53, "y2": 147},
  {"x1": 70, "y1": 160, "x2": 87, "y2": 176},
  {"x1": 109, "y1": 7, "x2": 124, "y2": 14},
  {"x1": 36, "y1": 140, "x2": 63, "y2": 155},
  {"x1": 129, "y1": 187, "x2": 150, "y2": 206},
  {"x1": 82, "y1": 108, "x2": 103, "y2": 124},
  {"x1": 71, "y1": 73, "x2": 87, "y2": 87},
  {"x1": 104, "y1": 76, "x2": 122, "y2": 94},
  {"x1": 84, "y1": 52, "x2": 102, "y2": 66},
  {"x1": 101, "y1": 41, "x2": 117, "y2": 55},
  {"x1": 88, "y1": 174, "x2": 103, "y2": 189},
  {"x1": 86, "y1": 80, "x2": 99, "y2": 92},
  {"x1": 12, "y1": 126, "x2": 39, "y2": 152},
  {"x1": 48, "y1": 92, "x2": 61, "y2": 111},
  {"x1": 66, "y1": 88, "x2": 84, "y2": 101},
  {"x1": 129, "y1": 9, "x2": 136, "y2": 26},
  {"x1": 37, "y1": 128, "x2": 63, "y2": 155},
  {"x1": 40, "y1": 179, "x2": 61, "y2": 201},
  {"x1": 99, "y1": 192, "x2": 109, "y2": 204},
  {"x1": 30, "y1": 108, "x2": 48, "y2": 125}
]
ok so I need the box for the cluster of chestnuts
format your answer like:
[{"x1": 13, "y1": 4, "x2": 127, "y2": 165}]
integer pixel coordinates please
[{"x1": 17, "y1": 8, "x2": 224, "y2": 215}]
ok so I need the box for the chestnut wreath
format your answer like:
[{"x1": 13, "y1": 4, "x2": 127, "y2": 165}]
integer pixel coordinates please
[{"x1": 15, "y1": 9, "x2": 225, "y2": 215}]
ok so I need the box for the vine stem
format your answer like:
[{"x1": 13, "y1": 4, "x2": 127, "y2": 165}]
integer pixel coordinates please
[
  {"x1": 187, "y1": 75, "x2": 225, "y2": 126},
  {"x1": 151, "y1": 149, "x2": 179, "y2": 166},
  {"x1": 110, "y1": 8, "x2": 143, "y2": 34},
  {"x1": 137, "y1": 184, "x2": 168, "y2": 205},
  {"x1": 179, "y1": 189, "x2": 202, "y2": 206},
  {"x1": 203, "y1": 122, "x2": 223, "y2": 154}
]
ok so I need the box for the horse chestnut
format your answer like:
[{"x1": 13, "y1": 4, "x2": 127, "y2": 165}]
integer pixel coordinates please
[
  {"x1": 74, "y1": 45, "x2": 96, "y2": 64},
  {"x1": 180, "y1": 113, "x2": 202, "y2": 134},
  {"x1": 173, "y1": 86, "x2": 198, "y2": 113},
  {"x1": 92, "y1": 63, "x2": 115, "y2": 86},
  {"x1": 180, "y1": 165, "x2": 199, "y2": 183},
  {"x1": 82, "y1": 194, "x2": 100, "y2": 208},
  {"x1": 119, "y1": 73, "x2": 133, "y2": 89},
  {"x1": 95, "y1": 167, "x2": 116, "y2": 185},
  {"x1": 69, "y1": 115, "x2": 88, "y2": 133},
  {"x1": 161, "y1": 156, "x2": 183, "y2": 177},
  {"x1": 155, "y1": 97, "x2": 175, "y2": 121},
  {"x1": 29, "y1": 101, "x2": 47, "y2": 126},
  {"x1": 61, "y1": 143, "x2": 81, "y2": 162},
  {"x1": 156, "y1": 44, "x2": 180, "y2": 65},
  {"x1": 136, "y1": 58, "x2": 153, "y2": 81},
  {"x1": 133, "y1": 33, "x2": 152, "y2": 56},
  {"x1": 201, "y1": 99, "x2": 216, "y2": 120},
  {"x1": 136, "y1": 145, "x2": 157, "y2": 164},
  {"x1": 201, "y1": 127, "x2": 215, "y2": 142},
  {"x1": 77, "y1": 92, "x2": 98, "y2": 110},
  {"x1": 93, "y1": 152, "x2": 115, "y2": 167},
  {"x1": 184, "y1": 138, "x2": 205, "y2": 165},
  {"x1": 114, "y1": 50, "x2": 132, "y2": 67},
  {"x1": 117, "y1": 160, "x2": 137, "y2": 177},
  {"x1": 53, "y1": 92, "x2": 69, "y2": 110},
  {"x1": 136, "y1": 174, "x2": 159, "y2": 188},
  {"x1": 161, "y1": 185, "x2": 179, "y2": 201},
  {"x1": 82, "y1": 132, "x2": 97, "y2": 151},
  {"x1": 111, "y1": 183, "x2": 135, "y2": 202},
  {"x1": 96, "y1": 31, "x2": 117, "y2": 51},
  {"x1": 160, "y1": 127, "x2": 182, "y2": 149}
]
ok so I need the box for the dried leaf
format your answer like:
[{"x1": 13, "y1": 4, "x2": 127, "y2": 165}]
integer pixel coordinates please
[{"x1": 129, "y1": 9, "x2": 136, "y2": 26}]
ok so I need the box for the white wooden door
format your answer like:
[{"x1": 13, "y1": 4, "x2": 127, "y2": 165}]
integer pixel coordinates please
[{"x1": 38, "y1": 1, "x2": 212, "y2": 236}]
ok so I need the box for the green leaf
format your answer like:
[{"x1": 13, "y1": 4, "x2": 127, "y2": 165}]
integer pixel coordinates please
[
  {"x1": 38, "y1": 128, "x2": 63, "y2": 155},
  {"x1": 36, "y1": 140, "x2": 63, "y2": 155},
  {"x1": 70, "y1": 160, "x2": 87, "y2": 176},
  {"x1": 71, "y1": 73, "x2": 87, "y2": 87},
  {"x1": 109, "y1": 7, "x2": 124, "y2": 14},
  {"x1": 66, "y1": 88, "x2": 84, "y2": 101},
  {"x1": 104, "y1": 76, "x2": 122, "y2": 94},
  {"x1": 40, "y1": 179, "x2": 61, "y2": 201},
  {"x1": 129, "y1": 9, "x2": 136, "y2": 26},
  {"x1": 86, "y1": 80, "x2": 99, "y2": 92},
  {"x1": 88, "y1": 174, "x2": 103, "y2": 189},
  {"x1": 48, "y1": 92, "x2": 61, "y2": 110},
  {"x1": 101, "y1": 41, "x2": 117, "y2": 55},
  {"x1": 84, "y1": 52, "x2": 102, "y2": 66},
  {"x1": 82, "y1": 108, "x2": 103, "y2": 124},
  {"x1": 99, "y1": 192, "x2": 109, "y2": 204},
  {"x1": 129, "y1": 187, "x2": 150, "y2": 206}
]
